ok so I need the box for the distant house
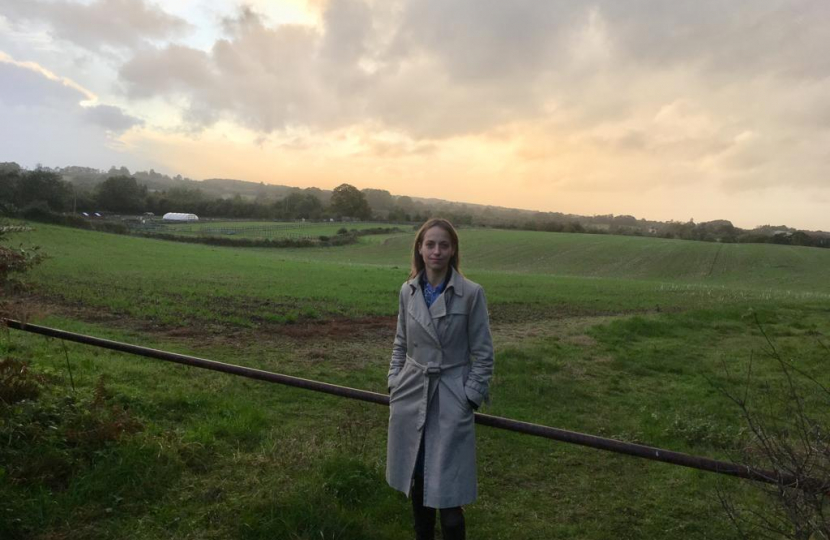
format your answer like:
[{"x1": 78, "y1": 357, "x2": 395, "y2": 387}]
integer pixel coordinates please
[{"x1": 163, "y1": 212, "x2": 199, "y2": 222}]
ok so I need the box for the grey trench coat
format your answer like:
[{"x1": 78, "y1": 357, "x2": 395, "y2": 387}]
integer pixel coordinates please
[{"x1": 386, "y1": 270, "x2": 495, "y2": 508}]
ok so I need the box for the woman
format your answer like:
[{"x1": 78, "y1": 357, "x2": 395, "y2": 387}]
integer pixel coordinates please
[{"x1": 386, "y1": 218, "x2": 495, "y2": 540}]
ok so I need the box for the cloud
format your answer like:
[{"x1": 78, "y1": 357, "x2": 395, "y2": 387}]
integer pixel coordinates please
[
  {"x1": 4, "y1": 0, "x2": 827, "y2": 205},
  {"x1": 83, "y1": 104, "x2": 144, "y2": 132},
  {"x1": 600, "y1": 1, "x2": 830, "y2": 80},
  {"x1": 119, "y1": 44, "x2": 213, "y2": 99},
  {"x1": 0, "y1": 50, "x2": 96, "y2": 103},
  {"x1": 0, "y1": 53, "x2": 89, "y2": 107},
  {"x1": 119, "y1": 4, "x2": 365, "y2": 132},
  {"x1": 0, "y1": 0, "x2": 189, "y2": 51},
  {"x1": 113, "y1": 1, "x2": 830, "y2": 136},
  {"x1": 0, "y1": 53, "x2": 143, "y2": 166}
]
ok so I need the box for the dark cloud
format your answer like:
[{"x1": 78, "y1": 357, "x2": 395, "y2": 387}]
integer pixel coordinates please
[
  {"x1": 120, "y1": 45, "x2": 213, "y2": 98},
  {"x1": 83, "y1": 104, "x2": 143, "y2": 132},
  {"x1": 119, "y1": 4, "x2": 366, "y2": 132},
  {"x1": 390, "y1": 0, "x2": 572, "y2": 82},
  {"x1": 0, "y1": 0, "x2": 188, "y2": 51},
  {"x1": 601, "y1": 1, "x2": 830, "y2": 80}
]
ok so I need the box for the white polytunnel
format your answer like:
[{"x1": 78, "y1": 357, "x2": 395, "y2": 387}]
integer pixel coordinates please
[{"x1": 162, "y1": 212, "x2": 199, "y2": 221}]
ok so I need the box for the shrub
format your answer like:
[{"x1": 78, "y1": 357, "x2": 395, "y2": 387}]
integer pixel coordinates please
[
  {"x1": 0, "y1": 222, "x2": 44, "y2": 293},
  {"x1": 0, "y1": 358, "x2": 46, "y2": 404}
]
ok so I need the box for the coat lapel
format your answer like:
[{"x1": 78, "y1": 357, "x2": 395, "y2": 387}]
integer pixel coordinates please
[
  {"x1": 407, "y1": 275, "x2": 441, "y2": 346},
  {"x1": 429, "y1": 293, "x2": 447, "y2": 319}
]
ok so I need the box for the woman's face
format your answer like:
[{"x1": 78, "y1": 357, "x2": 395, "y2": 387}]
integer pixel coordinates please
[{"x1": 418, "y1": 226, "x2": 455, "y2": 273}]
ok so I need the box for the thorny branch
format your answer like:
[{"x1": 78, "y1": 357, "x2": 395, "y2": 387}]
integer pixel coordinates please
[{"x1": 714, "y1": 316, "x2": 829, "y2": 539}]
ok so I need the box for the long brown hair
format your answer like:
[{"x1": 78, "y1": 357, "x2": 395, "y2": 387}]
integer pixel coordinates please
[{"x1": 409, "y1": 218, "x2": 461, "y2": 279}]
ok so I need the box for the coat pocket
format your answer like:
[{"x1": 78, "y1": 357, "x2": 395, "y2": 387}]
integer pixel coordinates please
[
  {"x1": 445, "y1": 374, "x2": 472, "y2": 412},
  {"x1": 389, "y1": 363, "x2": 412, "y2": 402}
]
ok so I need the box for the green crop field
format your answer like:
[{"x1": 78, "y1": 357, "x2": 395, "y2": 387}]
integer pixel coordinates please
[
  {"x1": 139, "y1": 220, "x2": 404, "y2": 240},
  {"x1": 2, "y1": 222, "x2": 829, "y2": 539}
]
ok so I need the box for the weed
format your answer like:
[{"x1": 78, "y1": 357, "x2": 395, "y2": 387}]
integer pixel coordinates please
[{"x1": 0, "y1": 357, "x2": 46, "y2": 404}]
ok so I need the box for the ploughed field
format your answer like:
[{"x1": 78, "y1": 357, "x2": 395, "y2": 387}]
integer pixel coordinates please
[{"x1": 2, "y1": 223, "x2": 829, "y2": 539}]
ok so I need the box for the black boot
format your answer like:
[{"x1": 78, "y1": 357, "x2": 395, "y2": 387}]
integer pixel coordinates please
[
  {"x1": 412, "y1": 474, "x2": 436, "y2": 540},
  {"x1": 440, "y1": 507, "x2": 465, "y2": 540}
]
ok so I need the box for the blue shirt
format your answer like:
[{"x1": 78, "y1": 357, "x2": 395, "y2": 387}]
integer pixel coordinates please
[{"x1": 421, "y1": 268, "x2": 451, "y2": 308}]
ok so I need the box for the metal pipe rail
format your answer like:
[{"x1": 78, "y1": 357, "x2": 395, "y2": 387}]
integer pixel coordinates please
[{"x1": 4, "y1": 318, "x2": 827, "y2": 495}]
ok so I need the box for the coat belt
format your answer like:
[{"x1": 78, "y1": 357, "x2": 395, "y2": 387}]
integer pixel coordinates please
[
  {"x1": 405, "y1": 355, "x2": 467, "y2": 375},
  {"x1": 404, "y1": 355, "x2": 469, "y2": 432}
]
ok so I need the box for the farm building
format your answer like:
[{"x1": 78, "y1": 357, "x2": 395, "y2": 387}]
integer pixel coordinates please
[{"x1": 162, "y1": 212, "x2": 199, "y2": 222}]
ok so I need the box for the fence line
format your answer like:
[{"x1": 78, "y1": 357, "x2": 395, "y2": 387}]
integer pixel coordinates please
[{"x1": 4, "y1": 318, "x2": 827, "y2": 495}]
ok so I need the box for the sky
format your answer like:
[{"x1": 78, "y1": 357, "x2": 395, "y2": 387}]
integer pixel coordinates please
[{"x1": 1, "y1": 0, "x2": 829, "y2": 230}]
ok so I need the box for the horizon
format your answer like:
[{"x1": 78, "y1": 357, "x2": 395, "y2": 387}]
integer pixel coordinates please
[
  {"x1": 2, "y1": 1, "x2": 829, "y2": 231},
  {"x1": 13, "y1": 158, "x2": 824, "y2": 233}
]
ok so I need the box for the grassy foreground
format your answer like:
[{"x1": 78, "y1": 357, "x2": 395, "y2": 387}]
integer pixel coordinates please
[{"x1": 2, "y1": 223, "x2": 830, "y2": 539}]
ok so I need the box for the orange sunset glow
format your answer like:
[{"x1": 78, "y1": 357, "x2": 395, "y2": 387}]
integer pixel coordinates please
[{"x1": 1, "y1": 0, "x2": 829, "y2": 230}]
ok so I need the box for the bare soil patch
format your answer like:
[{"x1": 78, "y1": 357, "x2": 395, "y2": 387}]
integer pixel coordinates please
[
  {"x1": 277, "y1": 316, "x2": 395, "y2": 340},
  {"x1": 5, "y1": 293, "x2": 628, "y2": 375}
]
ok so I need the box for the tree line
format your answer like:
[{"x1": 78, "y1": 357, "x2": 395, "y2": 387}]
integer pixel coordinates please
[
  {"x1": 1, "y1": 162, "x2": 828, "y2": 248},
  {"x1": 0, "y1": 164, "x2": 386, "y2": 222}
]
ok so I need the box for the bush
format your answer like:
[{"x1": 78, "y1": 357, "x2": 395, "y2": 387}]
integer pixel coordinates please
[
  {"x1": 134, "y1": 232, "x2": 359, "y2": 249},
  {"x1": 20, "y1": 207, "x2": 92, "y2": 229},
  {"x1": 0, "y1": 358, "x2": 46, "y2": 404},
  {"x1": 0, "y1": 223, "x2": 44, "y2": 293},
  {"x1": 93, "y1": 222, "x2": 129, "y2": 234}
]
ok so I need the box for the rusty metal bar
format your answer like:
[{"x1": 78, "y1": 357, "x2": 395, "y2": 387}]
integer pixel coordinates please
[{"x1": 4, "y1": 318, "x2": 827, "y2": 494}]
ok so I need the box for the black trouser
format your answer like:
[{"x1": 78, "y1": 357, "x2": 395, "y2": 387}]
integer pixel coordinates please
[
  {"x1": 412, "y1": 473, "x2": 465, "y2": 540},
  {"x1": 411, "y1": 435, "x2": 465, "y2": 540}
]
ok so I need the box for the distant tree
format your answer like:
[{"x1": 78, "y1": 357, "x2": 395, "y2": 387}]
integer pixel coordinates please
[
  {"x1": 304, "y1": 186, "x2": 331, "y2": 205},
  {"x1": 396, "y1": 195, "x2": 414, "y2": 212},
  {"x1": 613, "y1": 215, "x2": 638, "y2": 226},
  {"x1": 0, "y1": 162, "x2": 22, "y2": 174},
  {"x1": 167, "y1": 187, "x2": 204, "y2": 212},
  {"x1": 16, "y1": 169, "x2": 72, "y2": 212},
  {"x1": 0, "y1": 168, "x2": 21, "y2": 214},
  {"x1": 96, "y1": 176, "x2": 147, "y2": 213},
  {"x1": 564, "y1": 221, "x2": 585, "y2": 233},
  {"x1": 790, "y1": 231, "x2": 814, "y2": 247},
  {"x1": 278, "y1": 192, "x2": 324, "y2": 220},
  {"x1": 107, "y1": 165, "x2": 131, "y2": 177},
  {"x1": 330, "y1": 183, "x2": 371, "y2": 220},
  {"x1": 362, "y1": 188, "x2": 394, "y2": 214},
  {"x1": 387, "y1": 205, "x2": 411, "y2": 222}
]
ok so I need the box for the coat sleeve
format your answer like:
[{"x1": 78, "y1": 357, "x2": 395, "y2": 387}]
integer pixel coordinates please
[
  {"x1": 464, "y1": 285, "x2": 495, "y2": 407},
  {"x1": 388, "y1": 285, "x2": 408, "y2": 390}
]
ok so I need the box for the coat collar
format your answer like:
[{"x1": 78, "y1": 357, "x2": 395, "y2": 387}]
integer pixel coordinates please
[
  {"x1": 405, "y1": 267, "x2": 464, "y2": 346},
  {"x1": 406, "y1": 267, "x2": 464, "y2": 298}
]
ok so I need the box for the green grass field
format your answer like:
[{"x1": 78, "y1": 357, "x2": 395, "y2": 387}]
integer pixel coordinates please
[
  {"x1": 12, "y1": 224, "x2": 830, "y2": 326},
  {"x1": 141, "y1": 220, "x2": 404, "y2": 241},
  {"x1": 2, "y1": 223, "x2": 829, "y2": 539}
]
